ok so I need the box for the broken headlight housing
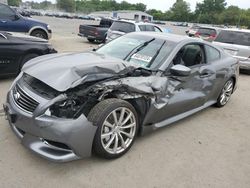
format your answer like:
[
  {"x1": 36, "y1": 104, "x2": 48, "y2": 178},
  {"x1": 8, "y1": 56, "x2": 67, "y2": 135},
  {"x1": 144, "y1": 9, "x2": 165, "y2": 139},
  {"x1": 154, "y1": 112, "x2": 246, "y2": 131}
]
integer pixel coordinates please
[{"x1": 49, "y1": 98, "x2": 82, "y2": 119}]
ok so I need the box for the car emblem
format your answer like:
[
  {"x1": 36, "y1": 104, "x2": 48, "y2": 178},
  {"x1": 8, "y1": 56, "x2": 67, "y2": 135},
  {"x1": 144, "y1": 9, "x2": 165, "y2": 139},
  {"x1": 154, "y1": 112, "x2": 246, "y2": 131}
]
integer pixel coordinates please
[{"x1": 14, "y1": 92, "x2": 21, "y2": 101}]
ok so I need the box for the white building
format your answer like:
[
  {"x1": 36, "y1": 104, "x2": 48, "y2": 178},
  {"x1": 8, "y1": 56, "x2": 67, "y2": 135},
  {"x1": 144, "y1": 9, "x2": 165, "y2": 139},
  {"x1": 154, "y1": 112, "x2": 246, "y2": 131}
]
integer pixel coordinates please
[
  {"x1": 90, "y1": 10, "x2": 153, "y2": 21},
  {"x1": 0, "y1": 0, "x2": 8, "y2": 4}
]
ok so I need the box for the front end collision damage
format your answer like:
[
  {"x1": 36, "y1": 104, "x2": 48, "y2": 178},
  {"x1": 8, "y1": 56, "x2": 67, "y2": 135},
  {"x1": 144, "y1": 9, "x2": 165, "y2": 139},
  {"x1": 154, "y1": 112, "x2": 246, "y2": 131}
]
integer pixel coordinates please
[{"x1": 5, "y1": 54, "x2": 182, "y2": 162}]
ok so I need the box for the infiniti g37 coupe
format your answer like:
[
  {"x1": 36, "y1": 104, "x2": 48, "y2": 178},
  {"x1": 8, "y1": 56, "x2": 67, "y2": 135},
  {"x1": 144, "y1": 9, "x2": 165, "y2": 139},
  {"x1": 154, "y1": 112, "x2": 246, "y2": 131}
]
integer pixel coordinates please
[{"x1": 4, "y1": 32, "x2": 239, "y2": 162}]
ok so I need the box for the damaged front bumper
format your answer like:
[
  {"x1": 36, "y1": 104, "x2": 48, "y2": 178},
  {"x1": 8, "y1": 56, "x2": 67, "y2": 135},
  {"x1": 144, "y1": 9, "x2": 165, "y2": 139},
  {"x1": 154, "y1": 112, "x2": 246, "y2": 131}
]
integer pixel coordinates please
[{"x1": 3, "y1": 83, "x2": 97, "y2": 162}]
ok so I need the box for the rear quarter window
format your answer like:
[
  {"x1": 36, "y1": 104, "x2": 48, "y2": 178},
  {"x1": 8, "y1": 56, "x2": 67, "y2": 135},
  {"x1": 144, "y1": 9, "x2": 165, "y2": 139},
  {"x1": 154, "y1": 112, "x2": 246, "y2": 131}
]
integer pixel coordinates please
[
  {"x1": 139, "y1": 25, "x2": 146, "y2": 31},
  {"x1": 205, "y1": 45, "x2": 220, "y2": 62},
  {"x1": 215, "y1": 30, "x2": 250, "y2": 46},
  {"x1": 110, "y1": 21, "x2": 135, "y2": 33},
  {"x1": 198, "y1": 28, "x2": 216, "y2": 36}
]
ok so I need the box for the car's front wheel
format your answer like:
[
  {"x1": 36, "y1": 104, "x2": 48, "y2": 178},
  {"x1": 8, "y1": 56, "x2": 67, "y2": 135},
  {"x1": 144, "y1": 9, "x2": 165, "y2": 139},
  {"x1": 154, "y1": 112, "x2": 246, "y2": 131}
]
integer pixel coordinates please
[
  {"x1": 31, "y1": 30, "x2": 48, "y2": 39},
  {"x1": 88, "y1": 99, "x2": 138, "y2": 159},
  {"x1": 216, "y1": 79, "x2": 234, "y2": 107}
]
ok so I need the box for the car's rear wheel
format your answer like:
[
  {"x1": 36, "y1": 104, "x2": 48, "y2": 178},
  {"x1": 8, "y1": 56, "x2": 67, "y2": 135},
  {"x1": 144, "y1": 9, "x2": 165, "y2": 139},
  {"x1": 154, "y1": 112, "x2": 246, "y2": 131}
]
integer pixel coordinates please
[
  {"x1": 215, "y1": 79, "x2": 234, "y2": 107},
  {"x1": 88, "y1": 98, "x2": 138, "y2": 159},
  {"x1": 31, "y1": 30, "x2": 48, "y2": 39}
]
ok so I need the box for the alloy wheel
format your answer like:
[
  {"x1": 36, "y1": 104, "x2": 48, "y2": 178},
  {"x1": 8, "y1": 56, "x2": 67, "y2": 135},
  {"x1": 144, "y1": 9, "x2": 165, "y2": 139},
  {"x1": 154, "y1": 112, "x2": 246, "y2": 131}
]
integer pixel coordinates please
[
  {"x1": 219, "y1": 80, "x2": 233, "y2": 106},
  {"x1": 101, "y1": 107, "x2": 137, "y2": 154}
]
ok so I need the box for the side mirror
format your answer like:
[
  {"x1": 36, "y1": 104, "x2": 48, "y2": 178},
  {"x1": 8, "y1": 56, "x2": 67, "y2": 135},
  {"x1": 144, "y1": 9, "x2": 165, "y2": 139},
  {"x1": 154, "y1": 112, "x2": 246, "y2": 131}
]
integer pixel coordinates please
[{"x1": 170, "y1": 64, "x2": 191, "y2": 77}]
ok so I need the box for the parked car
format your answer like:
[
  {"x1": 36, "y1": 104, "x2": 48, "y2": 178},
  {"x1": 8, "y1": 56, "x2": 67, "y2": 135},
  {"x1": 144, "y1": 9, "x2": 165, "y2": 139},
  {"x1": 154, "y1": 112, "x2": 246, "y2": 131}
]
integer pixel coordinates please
[
  {"x1": 11, "y1": 7, "x2": 31, "y2": 17},
  {"x1": 172, "y1": 22, "x2": 188, "y2": 27},
  {"x1": 187, "y1": 26, "x2": 220, "y2": 42},
  {"x1": 78, "y1": 18, "x2": 114, "y2": 43},
  {"x1": 185, "y1": 24, "x2": 200, "y2": 36},
  {"x1": 0, "y1": 31, "x2": 56, "y2": 77},
  {"x1": 78, "y1": 15, "x2": 95, "y2": 20},
  {"x1": 213, "y1": 28, "x2": 250, "y2": 73},
  {"x1": 3, "y1": 32, "x2": 238, "y2": 162},
  {"x1": 106, "y1": 20, "x2": 163, "y2": 42},
  {"x1": 0, "y1": 3, "x2": 52, "y2": 39}
]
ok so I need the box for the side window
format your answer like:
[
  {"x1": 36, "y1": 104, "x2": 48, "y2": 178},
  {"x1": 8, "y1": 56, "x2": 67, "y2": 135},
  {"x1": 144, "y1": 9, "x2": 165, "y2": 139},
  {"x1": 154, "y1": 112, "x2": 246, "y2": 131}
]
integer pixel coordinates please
[
  {"x1": 205, "y1": 45, "x2": 220, "y2": 62},
  {"x1": 0, "y1": 4, "x2": 15, "y2": 19},
  {"x1": 173, "y1": 44, "x2": 205, "y2": 67},
  {"x1": 154, "y1": 26, "x2": 162, "y2": 32},
  {"x1": 145, "y1": 25, "x2": 155, "y2": 31},
  {"x1": 139, "y1": 25, "x2": 146, "y2": 31}
]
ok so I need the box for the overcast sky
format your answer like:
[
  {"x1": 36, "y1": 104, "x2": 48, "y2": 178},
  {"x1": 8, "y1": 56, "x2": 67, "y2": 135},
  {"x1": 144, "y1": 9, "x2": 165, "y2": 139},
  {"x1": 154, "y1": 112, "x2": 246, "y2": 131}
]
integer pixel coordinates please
[{"x1": 116, "y1": 0, "x2": 250, "y2": 11}]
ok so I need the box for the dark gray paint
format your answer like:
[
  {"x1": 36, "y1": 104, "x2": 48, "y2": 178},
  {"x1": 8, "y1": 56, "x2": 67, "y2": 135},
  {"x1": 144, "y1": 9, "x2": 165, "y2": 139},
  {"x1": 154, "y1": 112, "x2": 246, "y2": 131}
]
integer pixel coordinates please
[{"x1": 4, "y1": 32, "x2": 239, "y2": 162}]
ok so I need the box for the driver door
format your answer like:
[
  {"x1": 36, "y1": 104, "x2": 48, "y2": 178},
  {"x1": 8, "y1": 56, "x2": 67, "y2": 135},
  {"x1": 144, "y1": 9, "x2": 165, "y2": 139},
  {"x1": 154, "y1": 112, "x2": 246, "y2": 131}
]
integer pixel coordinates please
[{"x1": 144, "y1": 44, "x2": 217, "y2": 125}]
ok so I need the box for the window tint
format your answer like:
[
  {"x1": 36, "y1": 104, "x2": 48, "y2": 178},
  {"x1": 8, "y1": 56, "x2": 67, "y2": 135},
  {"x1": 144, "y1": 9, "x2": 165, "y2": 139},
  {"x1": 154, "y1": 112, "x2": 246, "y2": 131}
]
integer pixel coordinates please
[
  {"x1": 215, "y1": 30, "x2": 250, "y2": 46},
  {"x1": 173, "y1": 44, "x2": 205, "y2": 67},
  {"x1": 100, "y1": 19, "x2": 113, "y2": 27},
  {"x1": 110, "y1": 21, "x2": 135, "y2": 33},
  {"x1": 139, "y1": 25, "x2": 146, "y2": 31},
  {"x1": 205, "y1": 45, "x2": 220, "y2": 62},
  {"x1": 198, "y1": 28, "x2": 216, "y2": 36},
  {"x1": 0, "y1": 4, "x2": 15, "y2": 19},
  {"x1": 145, "y1": 25, "x2": 155, "y2": 31}
]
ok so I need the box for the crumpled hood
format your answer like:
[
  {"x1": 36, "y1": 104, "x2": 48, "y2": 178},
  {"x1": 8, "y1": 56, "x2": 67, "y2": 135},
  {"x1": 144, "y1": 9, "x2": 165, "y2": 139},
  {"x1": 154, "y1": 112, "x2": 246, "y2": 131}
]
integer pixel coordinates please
[{"x1": 22, "y1": 52, "x2": 138, "y2": 92}]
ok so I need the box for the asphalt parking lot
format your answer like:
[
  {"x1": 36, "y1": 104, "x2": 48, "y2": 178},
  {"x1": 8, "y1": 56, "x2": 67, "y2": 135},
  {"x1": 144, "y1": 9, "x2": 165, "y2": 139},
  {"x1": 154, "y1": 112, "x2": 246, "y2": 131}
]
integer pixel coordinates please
[{"x1": 0, "y1": 16, "x2": 250, "y2": 188}]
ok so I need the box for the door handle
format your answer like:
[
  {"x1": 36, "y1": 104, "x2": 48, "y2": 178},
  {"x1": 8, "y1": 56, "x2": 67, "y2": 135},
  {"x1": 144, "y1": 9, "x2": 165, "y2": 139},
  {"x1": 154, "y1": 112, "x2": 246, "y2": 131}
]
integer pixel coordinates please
[
  {"x1": 1, "y1": 20, "x2": 7, "y2": 23},
  {"x1": 200, "y1": 72, "x2": 213, "y2": 78}
]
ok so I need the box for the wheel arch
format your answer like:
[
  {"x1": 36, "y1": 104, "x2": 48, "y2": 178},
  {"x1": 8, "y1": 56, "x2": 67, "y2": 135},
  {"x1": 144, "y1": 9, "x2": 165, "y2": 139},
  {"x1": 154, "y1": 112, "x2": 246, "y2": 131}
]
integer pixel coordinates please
[
  {"x1": 84, "y1": 93, "x2": 150, "y2": 135},
  {"x1": 28, "y1": 26, "x2": 49, "y2": 39}
]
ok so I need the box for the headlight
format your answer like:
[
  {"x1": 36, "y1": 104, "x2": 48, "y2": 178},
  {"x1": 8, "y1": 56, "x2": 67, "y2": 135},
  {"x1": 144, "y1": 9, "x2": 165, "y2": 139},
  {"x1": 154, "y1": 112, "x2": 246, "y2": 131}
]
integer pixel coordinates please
[{"x1": 49, "y1": 99, "x2": 81, "y2": 119}]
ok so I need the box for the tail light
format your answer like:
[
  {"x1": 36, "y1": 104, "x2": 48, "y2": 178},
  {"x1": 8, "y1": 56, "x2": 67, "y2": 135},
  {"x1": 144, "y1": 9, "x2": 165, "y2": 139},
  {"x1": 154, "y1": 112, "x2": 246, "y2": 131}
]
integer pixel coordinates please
[
  {"x1": 210, "y1": 33, "x2": 216, "y2": 38},
  {"x1": 195, "y1": 32, "x2": 200, "y2": 37}
]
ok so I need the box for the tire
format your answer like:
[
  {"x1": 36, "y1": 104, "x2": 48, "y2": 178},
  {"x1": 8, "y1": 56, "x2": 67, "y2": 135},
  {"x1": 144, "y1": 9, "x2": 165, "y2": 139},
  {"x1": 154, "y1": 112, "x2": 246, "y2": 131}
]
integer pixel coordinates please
[
  {"x1": 88, "y1": 98, "x2": 138, "y2": 159},
  {"x1": 87, "y1": 38, "x2": 95, "y2": 42},
  {"x1": 30, "y1": 30, "x2": 48, "y2": 39},
  {"x1": 19, "y1": 53, "x2": 39, "y2": 72},
  {"x1": 215, "y1": 78, "x2": 234, "y2": 108}
]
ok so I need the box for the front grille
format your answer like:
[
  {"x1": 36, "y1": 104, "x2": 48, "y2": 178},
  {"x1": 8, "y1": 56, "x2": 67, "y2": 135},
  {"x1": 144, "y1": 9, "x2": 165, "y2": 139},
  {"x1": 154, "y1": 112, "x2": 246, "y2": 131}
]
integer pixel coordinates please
[{"x1": 13, "y1": 84, "x2": 39, "y2": 113}]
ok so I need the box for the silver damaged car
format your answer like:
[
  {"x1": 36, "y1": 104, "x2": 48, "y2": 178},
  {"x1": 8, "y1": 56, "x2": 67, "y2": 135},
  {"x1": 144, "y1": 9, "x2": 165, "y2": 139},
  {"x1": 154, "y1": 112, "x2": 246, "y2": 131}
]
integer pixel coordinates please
[{"x1": 4, "y1": 32, "x2": 239, "y2": 162}]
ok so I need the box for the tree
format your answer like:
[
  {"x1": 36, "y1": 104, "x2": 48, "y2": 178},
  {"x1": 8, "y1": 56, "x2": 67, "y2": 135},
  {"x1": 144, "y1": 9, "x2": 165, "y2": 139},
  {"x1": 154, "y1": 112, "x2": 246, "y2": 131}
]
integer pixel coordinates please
[
  {"x1": 219, "y1": 6, "x2": 241, "y2": 25},
  {"x1": 57, "y1": 0, "x2": 76, "y2": 12},
  {"x1": 135, "y1": 3, "x2": 147, "y2": 12},
  {"x1": 7, "y1": 0, "x2": 21, "y2": 6},
  {"x1": 169, "y1": 0, "x2": 191, "y2": 22},
  {"x1": 195, "y1": 0, "x2": 227, "y2": 23}
]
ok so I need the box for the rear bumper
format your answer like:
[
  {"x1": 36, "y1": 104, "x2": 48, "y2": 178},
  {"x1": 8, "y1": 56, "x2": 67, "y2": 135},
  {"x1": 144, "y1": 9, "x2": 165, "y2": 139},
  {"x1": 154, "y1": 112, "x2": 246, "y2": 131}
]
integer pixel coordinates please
[
  {"x1": 78, "y1": 33, "x2": 104, "y2": 41},
  {"x1": 4, "y1": 83, "x2": 97, "y2": 162}
]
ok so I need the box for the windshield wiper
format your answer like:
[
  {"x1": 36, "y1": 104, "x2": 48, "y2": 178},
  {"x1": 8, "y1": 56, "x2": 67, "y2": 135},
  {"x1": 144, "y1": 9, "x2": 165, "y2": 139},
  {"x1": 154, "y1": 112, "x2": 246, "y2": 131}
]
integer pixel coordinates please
[
  {"x1": 147, "y1": 41, "x2": 166, "y2": 68},
  {"x1": 118, "y1": 29, "x2": 126, "y2": 33},
  {"x1": 123, "y1": 38, "x2": 156, "y2": 61}
]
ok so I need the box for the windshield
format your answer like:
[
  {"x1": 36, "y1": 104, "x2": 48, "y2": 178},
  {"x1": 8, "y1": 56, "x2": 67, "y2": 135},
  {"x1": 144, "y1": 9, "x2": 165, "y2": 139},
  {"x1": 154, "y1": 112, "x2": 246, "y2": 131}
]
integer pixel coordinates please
[
  {"x1": 96, "y1": 34, "x2": 175, "y2": 69},
  {"x1": 215, "y1": 30, "x2": 250, "y2": 46},
  {"x1": 110, "y1": 21, "x2": 135, "y2": 33}
]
